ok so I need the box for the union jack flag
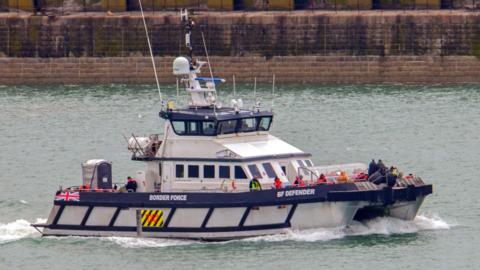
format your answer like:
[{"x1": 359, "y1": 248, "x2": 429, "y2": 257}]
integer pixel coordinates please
[{"x1": 55, "y1": 191, "x2": 80, "y2": 201}]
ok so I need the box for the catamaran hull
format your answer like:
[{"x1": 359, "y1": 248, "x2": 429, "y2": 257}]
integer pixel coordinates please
[
  {"x1": 36, "y1": 184, "x2": 432, "y2": 240},
  {"x1": 40, "y1": 201, "x2": 362, "y2": 240}
]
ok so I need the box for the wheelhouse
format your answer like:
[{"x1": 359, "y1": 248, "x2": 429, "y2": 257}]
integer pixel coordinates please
[{"x1": 160, "y1": 107, "x2": 273, "y2": 136}]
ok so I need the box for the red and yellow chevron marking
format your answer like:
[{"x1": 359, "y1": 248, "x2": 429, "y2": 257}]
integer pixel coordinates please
[{"x1": 141, "y1": 209, "x2": 164, "y2": 227}]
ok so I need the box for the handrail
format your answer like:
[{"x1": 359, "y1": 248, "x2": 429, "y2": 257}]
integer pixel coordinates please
[{"x1": 297, "y1": 166, "x2": 319, "y2": 183}]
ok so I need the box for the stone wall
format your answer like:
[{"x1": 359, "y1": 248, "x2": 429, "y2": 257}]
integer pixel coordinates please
[
  {"x1": 1, "y1": 56, "x2": 479, "y2": 84},
  {"x1": 0, "y1": 11, "x2": 480, "y2": 58},
  {"x1": 0, "y1": 11, "x2": 480, "y2": 84}
]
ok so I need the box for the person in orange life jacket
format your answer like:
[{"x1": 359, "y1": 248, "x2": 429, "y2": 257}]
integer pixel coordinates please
[
  {"x1": 273, "y1": 177, "x2": 283, "y2": 189},
  {"x1": 125, "y1": 176, "x2": 137, "y2": 192},
  {"x1": 293, "y1": 175, "x2": 306, "y2": 187},
  {"x1": 317, "y1": 173, "x2": 327, "y2": 184}
]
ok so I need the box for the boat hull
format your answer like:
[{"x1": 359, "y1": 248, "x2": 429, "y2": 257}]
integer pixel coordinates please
[{"x1": 38, "y1": 183, "x2": 432, "y2": 240}]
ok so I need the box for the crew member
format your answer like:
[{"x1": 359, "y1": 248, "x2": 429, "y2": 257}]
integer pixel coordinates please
[
  {"x1": 317, "y1": 174, "x2": 327, "y2": 184},
  {"x1": 293, "y1": 175, "x2": 306, "y2": 187},
  {"x1": 125, "y1": 176, "x2": 138, "y2": 192},
  {"x1": 337, "y1": 171, "x2": 349, "y2": 182},
  {"x1": 273, "y1": 177, "x2": 283, "y2": 189},
  {"x1": 249, "y1": 177, "x2": 262, "y2": 191},
  {"x1": 368, "y1": 159, "x2": 378, "y2": 176}
]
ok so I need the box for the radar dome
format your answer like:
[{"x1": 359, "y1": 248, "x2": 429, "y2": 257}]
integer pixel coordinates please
[{"x1": 173, "y1": 57, "x2": 190, "y2": 75}]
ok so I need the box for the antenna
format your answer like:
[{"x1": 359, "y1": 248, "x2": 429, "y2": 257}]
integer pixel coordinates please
[
  {"x1": 176, "y1": 77, "x2": 179, "y2": 99},
  {"x1": 271, "y1": 74, "x2": 275, "y2": 111},
  {"x1": 201, "y1": 31, "x2": 215, "y2": 85},
  {"x1": 233, "y1": 74, "x2": 236, "y2": 97},
  {"x1": 138, "y1": 0, "x2": 163, "y2": 106},
  {"x1": 254, "y1": 77, "x2": 257, "y2": 99}
]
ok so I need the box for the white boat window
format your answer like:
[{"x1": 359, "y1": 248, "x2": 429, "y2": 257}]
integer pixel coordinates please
[
  {"x1": 172, "y1": 121, "x2": 186, "y2": 135},
  {"x1": 258, "y1": 117, "x2": 272, "y2": 131},
  {"x1": 218, "y1": 120, "x2": 238, "y2": 134},
  {"x1": 202, "y1": 121, "x2": 216, "y2": 135},
  {"x1": 234, "y1": 166, "x2": 247, "y2": 179},
  {"x1": 219, "y1": 165, "x2": 230, "y2": 178},
  {"x1": 175, "y1": 164, "x2": 184, "y2": 178},
  {"x1": 240, "y1": 118, "x2": 257, "y2": 132},
  {"x1": 262, "y1": 163, "x2": 277, "y2": 178},
  {"x1": 188, "y1": 165, "x2": 199, "y2": 178},
  {"x1": 204, "y1": 165, "x2": 215, "y2": 178},
  {"x1": 297, "y1": 160, "x2": 306, "y2": 167},
  {"x1": 281, "y1": 166, "x2": 287, "y2": 175},
  {"x1": 248, "y1": 164, "x2": 262, "y2": 179},
  {"x1": 305, "y1": 160, "x2": 313, "y2": 167}
]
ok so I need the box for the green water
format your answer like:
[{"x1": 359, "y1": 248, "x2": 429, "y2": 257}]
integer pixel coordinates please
[{"x1": 0, "y1": 84, "x2": 478, "y2": 269}]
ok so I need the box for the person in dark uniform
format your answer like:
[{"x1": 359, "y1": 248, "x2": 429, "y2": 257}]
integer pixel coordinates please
[
  {"x1": 368, "y1": 159, "x2": 378, "y2": 176},
  {"x1": 125, "y1": 176, "x2": 138, "y2": 192}
]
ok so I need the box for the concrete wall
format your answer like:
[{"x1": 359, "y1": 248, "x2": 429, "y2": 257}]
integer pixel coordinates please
[
  {"x1": 1, "y1": 56, "x2": 479, "y2": 84},
  {"x1": 0, "y1": 11, "x2": 479, "y2": 84},
  {"x1": 0, "y1": 12, "x2": 479, "y2": 58}
]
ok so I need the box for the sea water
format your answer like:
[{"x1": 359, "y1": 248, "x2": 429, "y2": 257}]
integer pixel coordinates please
[{"x1": 0, "y1": 84, "x2": 477, "y2": 270}]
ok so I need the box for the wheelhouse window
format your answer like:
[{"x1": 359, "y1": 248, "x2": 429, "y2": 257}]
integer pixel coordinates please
[
  {"x1": 218, "y1": 120, "x2": 238, "y2": 135},
  {"x1": 204, "y1": 165, "x2": 215, "y2": 178},
  {"x1": 248, "y1": 164, "x2": 262, "y2": 178},
  {"x1": 219, "y1": 166, "x2": 230, "y2": 178},
  {"x1": 234, "y1": 166, "x2": 247, "y2": 179},
  {"x1": 188, "y1": 165, "x2": 199, "y2": 178},
  {"x1": 240, "y1": 118, "x2": 257, "y2": 132},
  {"x1": 258, "y1": 117, "x2": 272, "y2": 131},
  {"x1": 187, "y1": 121, "x2": 199, "y2": 135},
  {"x1": 176, "y1": 164, "x2": 184, "y2": 178},
  {"x1": 262, "y1": 163, "x2": 277, "y2": 178},
  {"x1": 297, "y1": 160, "x2": 306, "y2": 167},
  {"x1": 172, "y1": 121, "x2": 186, "y2": 135},
  {"x1": 202, "y1": 121, "x2": 216, "y2": 135},
  {"x1": 305, "y1": 160, "x2": 313, "y2": 167}
]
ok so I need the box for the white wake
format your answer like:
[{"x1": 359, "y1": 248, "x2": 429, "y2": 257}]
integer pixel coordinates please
[{"x1": 0, "y1": 218, "x2": 45, "y2": 244}]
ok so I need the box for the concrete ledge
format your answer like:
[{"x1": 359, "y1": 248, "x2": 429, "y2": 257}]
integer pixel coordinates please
[{"x1": 0, "y1": 55, "x2": 479, "y2": 84}]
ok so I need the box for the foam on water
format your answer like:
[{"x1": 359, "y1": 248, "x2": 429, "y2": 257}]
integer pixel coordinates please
[
  {"x1": 102, "y1": 237, "x2": 197, "y2": 248},
  {"x1": 0, "y1": 218, "x2": 45, "y2": 244},
  {"x1": 243, "y1": 214, "x2": 453, "y2": 243}
]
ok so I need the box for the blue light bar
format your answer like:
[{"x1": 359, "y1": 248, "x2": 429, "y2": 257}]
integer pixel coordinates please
[{"x1": 195, "y1": 77, "x2": 226, "y2": 83}]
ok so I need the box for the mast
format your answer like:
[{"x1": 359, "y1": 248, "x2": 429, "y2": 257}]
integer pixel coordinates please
[{"x1": 173, "y1": 9, "x2": 225, "y2": 109}]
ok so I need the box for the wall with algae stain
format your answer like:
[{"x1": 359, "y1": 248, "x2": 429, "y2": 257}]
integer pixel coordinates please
[{"x1": 0, "y1": 12, "x2": 480, "y2": 58}]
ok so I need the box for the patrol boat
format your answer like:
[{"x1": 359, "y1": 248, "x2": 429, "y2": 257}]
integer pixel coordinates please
[{"x1": 32, "y1": 10, "x2": 432, "y2": 240}]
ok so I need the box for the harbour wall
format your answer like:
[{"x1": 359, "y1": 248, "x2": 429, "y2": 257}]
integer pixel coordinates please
[{"x1": 0, "y1": 11, "x2": 480, "y2": 84}]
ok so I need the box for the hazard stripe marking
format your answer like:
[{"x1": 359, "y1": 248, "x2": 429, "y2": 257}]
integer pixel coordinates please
[{"x1": 140, "y1": 209, "x2": 165, "y2": 228}]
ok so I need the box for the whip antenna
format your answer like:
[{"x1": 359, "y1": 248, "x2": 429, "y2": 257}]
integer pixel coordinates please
[
  {"x1": 138, "y1": 0, "x2": 163, "y2": 105},
  {"x1": 201, "y1": 31, "x2": 215, "y2": 85}
]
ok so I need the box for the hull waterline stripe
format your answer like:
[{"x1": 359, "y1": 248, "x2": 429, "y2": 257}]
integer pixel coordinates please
[
  {"x1": 201, "y1": 208, "x2": 214, "y2": 228},
  {"x1": 109, "y1": 207, "x2": 122, "y2": 227},
  {"x1": 80, "y1": 206, "x2": 94, "y2": 226},
  {"x1": 52, "y1": 205, "x2": 65, "y2": 225},
  {"x1": 47, "y1": 223, "x2": 291, "y2": 233}
]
